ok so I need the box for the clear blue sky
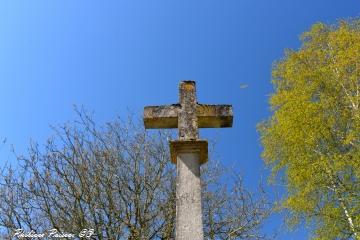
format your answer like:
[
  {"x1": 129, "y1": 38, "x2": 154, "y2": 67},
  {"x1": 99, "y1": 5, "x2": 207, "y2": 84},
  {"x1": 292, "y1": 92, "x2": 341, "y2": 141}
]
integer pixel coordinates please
[{"x1": 0, "y1": 1, "x2": 359, "y2": 239}]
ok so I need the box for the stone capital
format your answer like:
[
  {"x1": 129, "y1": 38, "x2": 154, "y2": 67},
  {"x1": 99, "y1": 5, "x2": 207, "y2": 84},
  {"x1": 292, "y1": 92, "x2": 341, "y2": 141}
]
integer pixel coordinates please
[{"x1": 169, "y1": 140, "x2": 208, "y2": 165}]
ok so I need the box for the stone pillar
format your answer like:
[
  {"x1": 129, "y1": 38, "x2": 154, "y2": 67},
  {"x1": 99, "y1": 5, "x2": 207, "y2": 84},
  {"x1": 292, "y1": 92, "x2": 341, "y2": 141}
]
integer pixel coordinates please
[
  {"x1": 170, "y1": 140, "x2": 207, "y2": 240},
  {"x1": 176, "y1": 152, "x2": 203, "y2": 240}
]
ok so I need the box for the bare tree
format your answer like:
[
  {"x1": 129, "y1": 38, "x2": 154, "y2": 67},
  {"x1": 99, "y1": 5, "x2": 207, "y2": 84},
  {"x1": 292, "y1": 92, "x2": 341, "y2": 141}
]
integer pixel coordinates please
[{"x1": 0, "y1": 110, "x2": 271, "y2": 239}]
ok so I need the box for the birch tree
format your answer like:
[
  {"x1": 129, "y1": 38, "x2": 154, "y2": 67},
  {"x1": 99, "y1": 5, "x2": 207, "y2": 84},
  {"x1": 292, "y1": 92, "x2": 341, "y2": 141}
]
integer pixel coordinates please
[{"x1": 259, "y1": 19, "x2": 360, "y2": 239}]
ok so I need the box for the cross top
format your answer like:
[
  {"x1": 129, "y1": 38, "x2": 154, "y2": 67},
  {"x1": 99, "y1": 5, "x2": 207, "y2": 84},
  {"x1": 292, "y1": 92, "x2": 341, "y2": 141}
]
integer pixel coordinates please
[{"x1": 144, "y1": 81, "x2": 233, "y2": 141}]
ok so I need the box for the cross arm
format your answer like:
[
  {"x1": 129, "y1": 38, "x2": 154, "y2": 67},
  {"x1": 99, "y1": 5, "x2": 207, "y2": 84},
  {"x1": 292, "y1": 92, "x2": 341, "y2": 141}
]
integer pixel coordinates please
[
  {"x1": 144, "y1": 104, "x2": 181, "y2": 129},
  {"x1": 197, "y1": 104, "x2": 233, "y2": 128}
]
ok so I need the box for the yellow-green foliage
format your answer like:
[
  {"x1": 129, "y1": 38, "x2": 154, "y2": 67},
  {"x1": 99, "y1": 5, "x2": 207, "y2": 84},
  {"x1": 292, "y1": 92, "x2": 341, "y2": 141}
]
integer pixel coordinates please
[{"x1": 259, "y1": 19, "x2": 360, "y2": 239}]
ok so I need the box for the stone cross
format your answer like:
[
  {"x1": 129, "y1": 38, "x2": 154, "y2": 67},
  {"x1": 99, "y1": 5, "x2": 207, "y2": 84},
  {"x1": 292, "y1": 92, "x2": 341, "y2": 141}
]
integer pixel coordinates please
[{"x1": 144, "y1": 81, "x2": 233, "y2": 240}]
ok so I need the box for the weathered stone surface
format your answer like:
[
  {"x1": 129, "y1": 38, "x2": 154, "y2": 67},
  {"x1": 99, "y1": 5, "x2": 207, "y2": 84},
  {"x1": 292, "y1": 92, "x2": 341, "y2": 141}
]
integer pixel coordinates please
[
  {"x1": 178, "y1": 81, "x2": 198, "y2": 140},
  {"x1": 143, "y1": 82, "x2": 233, "y2": 131},
  {"x1": 143, "y1": 104, "x2": 180, "y2": 129},
  {"x1": 197, "y1": 104, "x2": 233, "y2": 128}
]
